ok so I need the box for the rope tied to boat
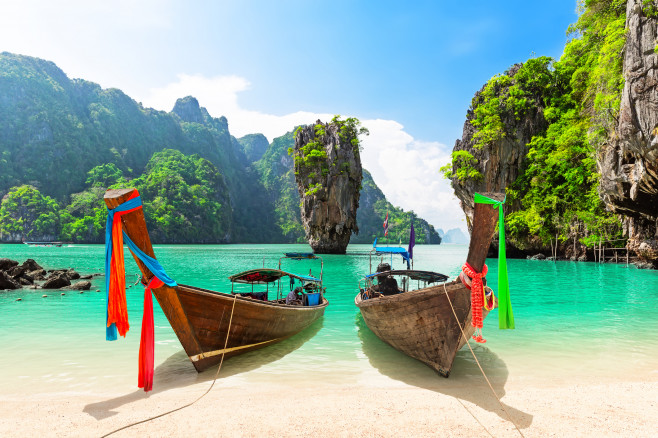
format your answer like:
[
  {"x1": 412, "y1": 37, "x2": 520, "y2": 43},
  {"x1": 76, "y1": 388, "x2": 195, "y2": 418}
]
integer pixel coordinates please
[
  {"x1": 441, "y1": 283, "x2": 525, "y2": 438},
  {"x1": 105, "y1": 190, "x2": 177, "y2": 392},
  {"x1": 101, "y1": 293, "x2": 239, "y2": 438},
  {"x1": 461, "y1": 262, "x2": 488, "y2": 343}
]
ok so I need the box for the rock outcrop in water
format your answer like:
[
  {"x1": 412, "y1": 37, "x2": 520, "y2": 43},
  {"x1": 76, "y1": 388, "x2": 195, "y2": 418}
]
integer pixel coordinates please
[
  {"x1": 599, "y1": 0, "x2": 658, "y2": 263},
  {"x1": 448, "y1": 64, "x2": 547, "y2": 254},
  {"x1": 292, "y1": 118, "x2": 366, "y2": 254},
  {"x1": 0, "y1": 258, "x2": 97, "y2": 290}
]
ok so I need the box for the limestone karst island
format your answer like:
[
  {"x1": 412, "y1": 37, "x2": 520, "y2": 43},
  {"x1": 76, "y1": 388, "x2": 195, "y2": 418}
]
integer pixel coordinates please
[{"x1": 0, "y1": 1, "x2": 657, "y2": 437}]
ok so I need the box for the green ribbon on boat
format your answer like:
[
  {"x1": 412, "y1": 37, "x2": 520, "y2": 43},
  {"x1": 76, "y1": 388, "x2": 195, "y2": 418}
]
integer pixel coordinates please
[{"x1": 474, "y1": 193, "x2": 515, "y2": 329}]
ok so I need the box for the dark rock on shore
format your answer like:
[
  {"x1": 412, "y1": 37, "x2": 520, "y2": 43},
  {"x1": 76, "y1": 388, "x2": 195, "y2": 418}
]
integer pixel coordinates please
[
  {"x1": 42, "y1": 273, "x2": 71, "y2": 289},
  {"x1": 0, "y1": 271, "x2": 20, "y2": 290},
  {"x1": 0, "y1": 258, "x2": 98, "y2": 290},
  {"x1": 62, "y1": 280, "x2": 92, "y2": 291},
  {"x1": 22, "y1": 259, "x2": 44, "y2": 272},
  {"x1": 47, "y1": 269, "x2": 81, "y2": 280},
  {"x1": 30, "y1": 269, "x2": 47, "y2": 280},
  {"x1": 0, "y1": 258, "x2": 19, "y2": 271},
  {"x1": 7, "y1": 265, "x2": 27, "y2": 278},
  {"x1": 17, "y1": 277, "x2": 33, "y2": 286},
  {"x1": 633, "y1": 261, "x2": 654, "y2": 270}
]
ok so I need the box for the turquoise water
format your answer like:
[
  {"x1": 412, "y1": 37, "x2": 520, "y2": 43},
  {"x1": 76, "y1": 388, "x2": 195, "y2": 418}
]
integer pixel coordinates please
[{"x1": 1, "y1": 243, "x2": 657, "y2": 395}]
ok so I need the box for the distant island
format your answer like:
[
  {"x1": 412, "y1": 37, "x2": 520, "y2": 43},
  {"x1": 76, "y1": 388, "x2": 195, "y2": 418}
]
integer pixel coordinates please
[{"x1": 438, "y1": 228, "x2": 468, "y2": 245}]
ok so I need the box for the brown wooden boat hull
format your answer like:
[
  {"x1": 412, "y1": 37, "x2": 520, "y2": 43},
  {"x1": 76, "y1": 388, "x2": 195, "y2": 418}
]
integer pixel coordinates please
[
  {"x1": 355, "y1": 280, "x2": 491, "y2": 377},
  {"x1": 103, "y1": 188, "x2": 328, "y2": 373},
  {"x1": 354, "y1": 192, "x2": 503, "y2": 377},
  {"x1": 154, "y1": 283, "x2": 328, "y2": 372}
]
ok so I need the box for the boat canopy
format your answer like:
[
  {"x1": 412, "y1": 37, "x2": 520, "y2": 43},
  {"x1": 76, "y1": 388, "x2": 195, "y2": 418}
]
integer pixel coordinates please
[
  {"x1": 229, "y1": 268, "x2": 320, "y2": 284},
  {"x1": 372, "y1": 245, "x2": 411, "y2": 268},
  {"x1": 365, "y1": 270, "x2": 449, "y2": 284}
]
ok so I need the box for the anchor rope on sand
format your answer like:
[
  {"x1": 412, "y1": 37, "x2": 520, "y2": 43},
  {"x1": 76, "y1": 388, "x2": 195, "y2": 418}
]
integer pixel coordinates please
[
  {"x1": 442, "y1": 283, "x2": 525, "y2": 438},
  {"x1": 101, "y1": 293, "x2": 239, "y2": 438}
]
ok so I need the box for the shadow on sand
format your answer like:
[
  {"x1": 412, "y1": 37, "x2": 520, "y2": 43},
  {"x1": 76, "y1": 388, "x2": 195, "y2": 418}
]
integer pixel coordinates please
[
  {"x1": 83, "y1": 319, "x2": 324, "y2": 420},
  {"x1": 356, "y1": 315, "x2": 532, "y2": 429}
]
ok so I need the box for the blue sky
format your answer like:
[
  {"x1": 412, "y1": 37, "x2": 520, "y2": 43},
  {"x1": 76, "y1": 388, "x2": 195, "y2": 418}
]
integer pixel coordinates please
[{"x1": 1, "y1": 0, "x2": 579, "y2": 233}]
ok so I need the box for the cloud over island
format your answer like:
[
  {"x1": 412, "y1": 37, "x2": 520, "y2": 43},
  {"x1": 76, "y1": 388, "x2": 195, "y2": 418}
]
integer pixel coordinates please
[{"x1": 138, "y1": 74, "x2": 467, "y2": 234}]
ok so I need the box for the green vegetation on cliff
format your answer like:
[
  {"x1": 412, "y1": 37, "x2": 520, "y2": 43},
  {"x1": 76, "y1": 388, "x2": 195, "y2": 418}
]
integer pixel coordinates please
[
  {"x1": 132, "y1": 149, "x2": 232, "y2": 243},
  {"x1": 3, "y1": 151, "x2": 232, "y2": 243},
  {"x1": 352, "y1": 170, "x2": 441, "y2": 244},
  {"x1": 0, "y1": 185, "x2": 60, "y2": 240},
  {"x1": 289, "y1": 116, "x2": 368, "y2": 197},
  {"x1": 0, "y1": 53, "x2": 442, "y2": 244},
  {"x1": 508, "y1": 0, "x2": 625, "y2": 248},
  {"x1": 443, "y1": 0, "x2": 626, "y2": 250}
]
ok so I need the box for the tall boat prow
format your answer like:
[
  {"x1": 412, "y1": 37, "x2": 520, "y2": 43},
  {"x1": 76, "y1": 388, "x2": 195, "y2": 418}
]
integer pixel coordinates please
[
  {"x1": 103, "y1": 188, "x2": 328, "y2": 390},
  {"x1": 355, "y1": 192, "x2": 510, "y2": 377}
]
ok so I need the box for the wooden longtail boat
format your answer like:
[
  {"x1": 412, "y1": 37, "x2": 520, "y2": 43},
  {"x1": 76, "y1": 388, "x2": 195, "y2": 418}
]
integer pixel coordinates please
[
  {"x1": 104, "y1": 188, "x2": 328, "y2": 372},
  {"x1": 354, "y1": 193, "x2": 502, "y2": 377}
]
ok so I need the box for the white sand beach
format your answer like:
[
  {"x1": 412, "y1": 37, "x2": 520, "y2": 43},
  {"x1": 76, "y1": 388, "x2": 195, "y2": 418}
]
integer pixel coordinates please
[{"x1": 1, "y1": 368, "x2": 656, "y2": 437}]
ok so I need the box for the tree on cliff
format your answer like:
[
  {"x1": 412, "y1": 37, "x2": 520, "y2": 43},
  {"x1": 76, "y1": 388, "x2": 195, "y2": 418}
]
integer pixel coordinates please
[{"x1": 0, "y1": 185, "x2": 60, "y2": 240}]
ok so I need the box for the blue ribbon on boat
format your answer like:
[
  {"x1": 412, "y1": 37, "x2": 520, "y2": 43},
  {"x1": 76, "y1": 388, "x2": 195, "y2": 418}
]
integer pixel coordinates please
[{"x1": 105, "y1": 195, "x2": 177, "y2": 341}]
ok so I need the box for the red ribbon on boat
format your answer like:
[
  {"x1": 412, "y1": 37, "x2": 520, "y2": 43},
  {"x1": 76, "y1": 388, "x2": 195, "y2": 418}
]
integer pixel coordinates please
[
  {"x1": 462, "y1": 262, "x2": 488, "y2": 343},
  {"x1": 105, "y1": 190, "x2": 177, "y2": 392},
  {"x1": 107, "y1": 190, "x2": 142, "y2": 337},
  {"x1": 138, "y1": 276, "x2": 163, "y2": 392}
]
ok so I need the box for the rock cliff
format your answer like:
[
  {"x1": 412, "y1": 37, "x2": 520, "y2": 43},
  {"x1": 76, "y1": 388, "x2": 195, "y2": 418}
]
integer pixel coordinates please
[
  {"x1": 237, "y1": 134, "x2": 269, "y2": 163},
  {"x1": 292, "y1": 118, "x2": 364, "y2": 253},
  {"x1": 449, "y1": 64, "x2": 547, "y2": 233},
  {"x1": 599, "y1": 0, "x2": 658, "y2": 263}
]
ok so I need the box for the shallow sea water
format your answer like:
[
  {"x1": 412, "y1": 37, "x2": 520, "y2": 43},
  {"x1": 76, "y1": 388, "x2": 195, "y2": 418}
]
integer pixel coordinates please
[{"x1": 1, "y1": 243, "x2": 657, "y2": 396}]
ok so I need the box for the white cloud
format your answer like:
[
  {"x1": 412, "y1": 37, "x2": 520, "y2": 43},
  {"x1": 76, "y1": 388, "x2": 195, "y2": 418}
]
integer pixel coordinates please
[
  {"x1": 140, "y1": 74, "x2": 334, "y2": 141},
  {"x1": 137, "y1": 74, "x2": 467, "y2": 233},
  {"x1": 359, "y1": 121, "x2": 466, "y2": 234},
  {"x1": 0, "y1": 0, "x2": 174, "y2": 93},
  {"x1": 144, "y1": 74, "x2": 251, "y2": 115}
]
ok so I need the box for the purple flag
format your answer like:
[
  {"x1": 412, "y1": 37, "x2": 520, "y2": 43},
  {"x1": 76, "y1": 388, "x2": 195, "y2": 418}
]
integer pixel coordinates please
[{"x1": 408, "y1": 220, "x2": 415, "y2": 259}]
